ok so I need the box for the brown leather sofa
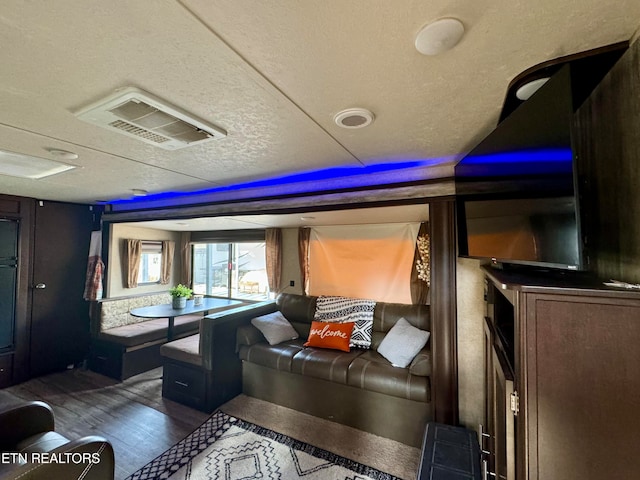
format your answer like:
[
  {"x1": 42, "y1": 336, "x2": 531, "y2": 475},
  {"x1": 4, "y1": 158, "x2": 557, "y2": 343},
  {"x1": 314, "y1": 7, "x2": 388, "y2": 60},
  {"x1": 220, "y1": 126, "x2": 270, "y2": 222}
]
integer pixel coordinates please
[
  {"x1": 0, "y1": 401, "x2": 115, "y2": 480},
  {"x1": 236, "y1": 293, "x2": 433, "y2": 447}
]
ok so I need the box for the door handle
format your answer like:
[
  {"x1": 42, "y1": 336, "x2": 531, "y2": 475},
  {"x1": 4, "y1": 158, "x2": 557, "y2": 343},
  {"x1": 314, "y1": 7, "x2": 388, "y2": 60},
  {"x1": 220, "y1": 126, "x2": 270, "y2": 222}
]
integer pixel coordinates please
[{"x1": 34, "y1": 283, "x2": 46, "y2": 289}]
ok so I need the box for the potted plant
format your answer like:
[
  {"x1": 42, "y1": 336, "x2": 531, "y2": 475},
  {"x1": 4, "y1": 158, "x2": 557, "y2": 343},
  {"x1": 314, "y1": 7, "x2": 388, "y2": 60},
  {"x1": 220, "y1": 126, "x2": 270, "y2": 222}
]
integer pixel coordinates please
[{"x1": 169, "y1": 284, "x2": 193, "y2": 309}]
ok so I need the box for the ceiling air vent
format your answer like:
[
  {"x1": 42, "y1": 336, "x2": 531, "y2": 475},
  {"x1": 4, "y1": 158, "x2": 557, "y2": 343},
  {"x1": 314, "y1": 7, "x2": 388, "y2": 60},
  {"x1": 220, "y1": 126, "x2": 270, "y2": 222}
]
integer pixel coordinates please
[{"x1": 74, "y1": 87, "x2": 226, "y2": 150}]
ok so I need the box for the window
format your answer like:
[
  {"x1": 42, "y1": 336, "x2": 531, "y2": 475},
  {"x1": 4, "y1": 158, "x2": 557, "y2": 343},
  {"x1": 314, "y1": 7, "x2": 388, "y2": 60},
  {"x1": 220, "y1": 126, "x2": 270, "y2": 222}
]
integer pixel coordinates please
[
  {"x1": 192, "y1": 241, "x2": 268, "y2": 300},
  {"x1": 138, "y1": 241, "x2": 162, "y2": 284}
]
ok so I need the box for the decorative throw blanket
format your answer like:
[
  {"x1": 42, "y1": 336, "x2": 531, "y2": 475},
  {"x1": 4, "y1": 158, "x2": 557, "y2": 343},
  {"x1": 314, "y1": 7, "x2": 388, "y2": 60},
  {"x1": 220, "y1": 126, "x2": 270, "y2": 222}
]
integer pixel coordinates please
[{"x1": 314, "y1": 296, "x2": 375, "y2": 349}]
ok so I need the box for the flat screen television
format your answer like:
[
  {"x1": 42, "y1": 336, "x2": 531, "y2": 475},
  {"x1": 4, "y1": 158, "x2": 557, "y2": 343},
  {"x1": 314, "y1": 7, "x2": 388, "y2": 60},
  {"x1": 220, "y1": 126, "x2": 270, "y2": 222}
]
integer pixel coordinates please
[
  {"x1": 455, "y1": 65, "x2": 585, "y2": 271},
  {"x1": 457, "y1": 195, "x2": 583, "y2": 270}
]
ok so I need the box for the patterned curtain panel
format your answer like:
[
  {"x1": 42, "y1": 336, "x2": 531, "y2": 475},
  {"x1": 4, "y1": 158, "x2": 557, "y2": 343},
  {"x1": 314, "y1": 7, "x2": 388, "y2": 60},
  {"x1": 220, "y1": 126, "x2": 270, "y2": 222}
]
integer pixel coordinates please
[
  {"x1": 298, "y1": 228, "x2": 310, "y2": 295},
  {"x1": 179, "y1": 232, "x2": 192, "y2": 287},
  {"x1": 125, "y1": 238, "x2": 141, "y2": 288},
  {"x1": 83, "y1": 230, "x2": 104, "y2": 300},
  {"x1": 160, "y1": 240, "x2": 175, "y2": 285},
  {"x1": 265, "y1": 228, "x2": 282, "y2": 293},
  {"x1": 410, "y1": 222, "x2": 430, "y2": 305}
]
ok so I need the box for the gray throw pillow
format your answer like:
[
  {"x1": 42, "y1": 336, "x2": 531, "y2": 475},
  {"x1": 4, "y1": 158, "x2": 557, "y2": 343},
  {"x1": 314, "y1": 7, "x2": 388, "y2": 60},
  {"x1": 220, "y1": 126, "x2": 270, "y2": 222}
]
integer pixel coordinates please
[
  {"x1": 251, "y1": 311, "x2": 299, "y2": 345},
  {"x1": 377, "y1": 317, "x2": 430, "y2": 368}
]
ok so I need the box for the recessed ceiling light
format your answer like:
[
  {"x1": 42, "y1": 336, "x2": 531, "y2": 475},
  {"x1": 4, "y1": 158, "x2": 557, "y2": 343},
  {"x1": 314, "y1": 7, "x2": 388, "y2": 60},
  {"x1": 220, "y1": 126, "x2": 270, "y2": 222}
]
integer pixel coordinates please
[
  {"x1": 45, "y1": 148, "x2": 79, "y2": 160},
  {"x1": 334, "y1": 108, "x2": 375, "y2": 129},
  {"x1": 0, "y1": 149, "x2": 76, "y2": 179},
  {"x1": 176, "y1": 222, "x2": 189, "y2": 226},
  {"x1": 131, "y1": 189, "x2": 148, "y2": 197},
  {"x1": 300, "y1": 216, "x2": 316, "y2": 221},
  {"x1": 415, "y1": 18, "x2": 465, "y2": 56}
]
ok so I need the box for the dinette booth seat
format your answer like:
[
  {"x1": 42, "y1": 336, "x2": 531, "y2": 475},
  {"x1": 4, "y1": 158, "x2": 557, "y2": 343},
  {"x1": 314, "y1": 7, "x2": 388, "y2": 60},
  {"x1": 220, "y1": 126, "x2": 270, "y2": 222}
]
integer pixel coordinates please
[{"x1": 87, "y1": 293, "x2": 204, "y2": 380}]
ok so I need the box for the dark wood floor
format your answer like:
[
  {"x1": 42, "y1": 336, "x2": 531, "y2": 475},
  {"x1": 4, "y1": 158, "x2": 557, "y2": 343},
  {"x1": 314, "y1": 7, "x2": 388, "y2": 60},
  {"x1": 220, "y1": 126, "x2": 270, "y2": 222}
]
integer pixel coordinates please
[{"x1": 0, "y1": 367, "x2": 209, "y2": 480}]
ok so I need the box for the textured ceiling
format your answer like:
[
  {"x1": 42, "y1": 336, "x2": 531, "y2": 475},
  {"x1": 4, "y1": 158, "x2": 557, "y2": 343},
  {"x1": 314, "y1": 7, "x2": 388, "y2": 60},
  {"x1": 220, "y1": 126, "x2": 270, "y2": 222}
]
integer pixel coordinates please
[{"x1": 0, "y1": 0, "x2": 639, "y2": 205}]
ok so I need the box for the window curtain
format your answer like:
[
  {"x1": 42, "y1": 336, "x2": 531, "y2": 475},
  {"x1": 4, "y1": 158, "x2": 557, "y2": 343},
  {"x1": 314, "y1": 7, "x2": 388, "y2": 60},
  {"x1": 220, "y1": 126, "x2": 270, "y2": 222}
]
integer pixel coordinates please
[
  {"x1": 298, "y1": 227, "x2": 310, "y2": 295},
  {"x1": 308, "y1": 224, "x2": 419, "y2": 303},
  {"x1": 83, "y1": 230, "x2": 104, "y2": 300},
  {"x1": 160, "y1": 240, "x2": 175, "y2": 285},
  {"x1": 265, "y1": 228, "x2": 282, "y2": 294},
  {"x1": 180, "y1": 232, "x2": 192, "y2": 287},
  {"x1": 410, "y1": 222, "x2": 431, "y2": 304},
  {"x1": 125, "y1": 239, "x2": 141, "y2": 288}
]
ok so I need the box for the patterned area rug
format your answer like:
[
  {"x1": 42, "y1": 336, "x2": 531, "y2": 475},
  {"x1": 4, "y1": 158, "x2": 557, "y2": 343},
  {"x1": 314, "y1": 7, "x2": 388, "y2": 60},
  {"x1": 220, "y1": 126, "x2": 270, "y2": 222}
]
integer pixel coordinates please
[{"x1": 126, "y1": 411, "x2": 400, "y2": 480}]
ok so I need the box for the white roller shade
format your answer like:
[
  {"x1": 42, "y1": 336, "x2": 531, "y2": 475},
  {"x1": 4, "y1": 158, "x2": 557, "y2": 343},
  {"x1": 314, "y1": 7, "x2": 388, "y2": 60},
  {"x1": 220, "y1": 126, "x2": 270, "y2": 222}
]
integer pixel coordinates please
[{"x1": 308, "y1": 223, "x2": 419, "y2": 304}]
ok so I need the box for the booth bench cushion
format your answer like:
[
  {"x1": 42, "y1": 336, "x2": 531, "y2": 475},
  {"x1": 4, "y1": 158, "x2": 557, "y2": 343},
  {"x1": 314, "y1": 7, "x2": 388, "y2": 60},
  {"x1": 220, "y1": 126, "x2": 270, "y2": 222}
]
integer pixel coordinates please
[
  {"x1": 88, "y1": 293, "x2": 206, "y2": 381},
  {"x1": 160, "y1": 334, "x2": 201, "y2": 367},
  {"x1": 97, "y1": 314, "x2": 202, "y2": 347}
]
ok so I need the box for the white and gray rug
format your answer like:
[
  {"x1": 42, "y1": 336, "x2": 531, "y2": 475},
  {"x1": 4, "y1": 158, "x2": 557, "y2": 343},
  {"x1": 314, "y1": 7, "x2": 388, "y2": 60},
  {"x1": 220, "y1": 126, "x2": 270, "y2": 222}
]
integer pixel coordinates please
[{"x1": 127, "y1": 411, "x2": 400, "y2": 480}]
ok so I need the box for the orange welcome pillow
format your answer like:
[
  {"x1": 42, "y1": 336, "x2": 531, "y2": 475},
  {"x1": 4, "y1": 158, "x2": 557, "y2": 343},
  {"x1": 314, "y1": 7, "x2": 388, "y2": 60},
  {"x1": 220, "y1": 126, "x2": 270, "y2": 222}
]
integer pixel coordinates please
[{"x1": 304, "y1": 321, "x2": 354, "y2": 352}]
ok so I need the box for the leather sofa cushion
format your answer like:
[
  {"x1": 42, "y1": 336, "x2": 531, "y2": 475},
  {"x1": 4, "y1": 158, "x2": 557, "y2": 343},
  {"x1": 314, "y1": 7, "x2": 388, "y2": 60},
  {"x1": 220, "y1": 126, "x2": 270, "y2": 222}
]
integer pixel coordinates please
[
  {"x1": 347, "y1": 350, "x2": 430, "y2": 402},
  {"x1": 291, "y1": 347, "x2": 365, "y2": 384},
  {"x1": 17, "y1": 431, "x2": 70, "y2": 453},
  {"x1": 371, "y1": 303, "x2": 430, "y2": 349},
  {"x1": 97, "y1": 314, "x2": 201, "y2": 347},
  {"x1": 236, "y1": 324, "x2": 267, "y2": 349},
  {"x1": 408, "y1": 348, "x2": 432, "y2": 377},
  {"x1": 160, "y1": 334, "x2": 202, "y2": 366},
  {"x1": 238, "y1": 339, "x2": 305, "y2": 372},
  {"x1": 276, "y1": 294, "x2": 317, "y2": 325}
]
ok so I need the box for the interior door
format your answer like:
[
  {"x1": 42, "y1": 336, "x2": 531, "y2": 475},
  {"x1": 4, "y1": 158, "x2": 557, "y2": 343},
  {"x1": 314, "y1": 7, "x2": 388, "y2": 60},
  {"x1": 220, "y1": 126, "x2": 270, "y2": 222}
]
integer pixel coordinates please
[
  {"x1": 29, "y1": 202, "x2": 93, "y2": 376},
  {"x1": 0, "y1": 219, "x2": 18, "y2": 351}
]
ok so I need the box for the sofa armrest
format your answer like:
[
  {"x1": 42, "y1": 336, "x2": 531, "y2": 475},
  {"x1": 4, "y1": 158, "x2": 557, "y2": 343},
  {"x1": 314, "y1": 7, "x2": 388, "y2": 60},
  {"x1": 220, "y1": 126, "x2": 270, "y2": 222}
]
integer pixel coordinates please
[
  {"x1": 236, "y1": 324, "x2": 266, "y2": 351},
  {"x1": 0, "y1": 401, "x2": 55, "y2": 451},
  {"x1": 409, "y1": 348, "x2": 432, "y2": 377},
  {"x1": 200, "y1": 301, "x2": 277, "y2": 371}
]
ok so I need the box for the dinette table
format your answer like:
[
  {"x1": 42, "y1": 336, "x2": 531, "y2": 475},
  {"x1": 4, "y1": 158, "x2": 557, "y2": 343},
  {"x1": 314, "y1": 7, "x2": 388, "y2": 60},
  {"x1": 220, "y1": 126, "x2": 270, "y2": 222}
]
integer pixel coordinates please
[{"x1": 130, "y1": 297, "x2": 242, "y2": 341}]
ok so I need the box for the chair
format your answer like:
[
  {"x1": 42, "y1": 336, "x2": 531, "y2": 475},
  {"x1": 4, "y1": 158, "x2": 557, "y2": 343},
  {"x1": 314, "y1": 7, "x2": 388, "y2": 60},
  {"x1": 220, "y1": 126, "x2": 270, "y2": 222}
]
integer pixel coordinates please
[{"x1": 0, "y1": 401, "x2": 114, "y2": 480}]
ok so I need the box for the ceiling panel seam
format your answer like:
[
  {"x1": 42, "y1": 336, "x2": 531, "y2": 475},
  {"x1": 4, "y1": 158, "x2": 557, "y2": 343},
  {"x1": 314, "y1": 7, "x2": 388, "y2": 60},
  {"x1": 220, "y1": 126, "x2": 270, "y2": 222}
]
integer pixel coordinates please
[{"x1": 177, "y1": 0, "x2": 366, "y2": 167}]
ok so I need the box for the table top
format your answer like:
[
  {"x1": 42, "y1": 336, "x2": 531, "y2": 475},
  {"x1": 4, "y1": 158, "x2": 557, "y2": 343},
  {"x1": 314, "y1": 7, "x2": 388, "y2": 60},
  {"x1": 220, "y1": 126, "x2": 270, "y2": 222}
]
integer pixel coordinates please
[{"x1": 130, "y1": 297, "x2": 242, "y2": 319}]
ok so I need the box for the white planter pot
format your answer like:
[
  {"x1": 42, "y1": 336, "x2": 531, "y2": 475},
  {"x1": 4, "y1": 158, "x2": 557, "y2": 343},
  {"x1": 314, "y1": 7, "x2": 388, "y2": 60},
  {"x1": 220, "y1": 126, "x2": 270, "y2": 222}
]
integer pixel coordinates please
[{"x1": 172, "y1": 296, "x2": 187, "y2": 309}]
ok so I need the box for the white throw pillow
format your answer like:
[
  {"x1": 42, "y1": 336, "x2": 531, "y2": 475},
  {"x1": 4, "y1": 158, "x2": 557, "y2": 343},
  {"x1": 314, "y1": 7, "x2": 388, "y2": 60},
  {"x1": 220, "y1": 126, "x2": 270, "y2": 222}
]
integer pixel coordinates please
[
  {"x1": 251, "y1": 311, "x2": 299, "y2": 345},
  {"x1": 377, "y1": 317, "x2": 430, "y2": 368}
]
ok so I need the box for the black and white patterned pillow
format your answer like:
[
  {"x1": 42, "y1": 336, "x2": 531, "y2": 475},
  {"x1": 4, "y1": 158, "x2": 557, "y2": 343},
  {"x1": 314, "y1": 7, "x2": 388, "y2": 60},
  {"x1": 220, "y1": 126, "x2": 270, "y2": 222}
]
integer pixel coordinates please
[
  {"x1": 348, "y1": 319, "x2": 373, "y2": 349},
  {"x1": 314, "y1": 296, "x2": 375, "y2": 349}
]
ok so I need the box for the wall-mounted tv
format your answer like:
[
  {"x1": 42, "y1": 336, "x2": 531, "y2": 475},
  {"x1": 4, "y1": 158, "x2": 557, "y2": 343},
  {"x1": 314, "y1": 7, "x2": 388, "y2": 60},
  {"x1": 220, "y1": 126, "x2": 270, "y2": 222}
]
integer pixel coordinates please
[
  {"x1": 455, "y1": 64, "x2": 585, "y2": 271},
  {"x1": 457, "y1": 195, "x2": 583, "y2": 270}
]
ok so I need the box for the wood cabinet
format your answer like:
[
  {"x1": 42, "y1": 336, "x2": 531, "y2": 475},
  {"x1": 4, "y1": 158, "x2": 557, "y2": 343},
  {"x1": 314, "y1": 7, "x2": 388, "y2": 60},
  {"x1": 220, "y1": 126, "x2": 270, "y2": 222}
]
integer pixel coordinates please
[{"x1": 482, "y1": 265, "x2": 640, "y2": 480}]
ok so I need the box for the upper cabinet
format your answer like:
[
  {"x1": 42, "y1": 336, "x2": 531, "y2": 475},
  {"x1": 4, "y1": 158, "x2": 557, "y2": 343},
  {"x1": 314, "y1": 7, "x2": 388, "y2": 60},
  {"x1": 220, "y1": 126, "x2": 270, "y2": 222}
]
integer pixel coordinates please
[{"x1": 573, "y1": 37, "x2": 640, "y2": 285}]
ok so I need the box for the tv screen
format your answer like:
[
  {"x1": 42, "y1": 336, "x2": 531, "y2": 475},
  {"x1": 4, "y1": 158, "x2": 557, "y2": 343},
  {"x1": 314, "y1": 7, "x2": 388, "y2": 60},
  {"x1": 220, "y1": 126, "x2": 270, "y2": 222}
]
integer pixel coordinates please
[
  {"x1": 455, "y1": 64, "x2": 585, "y2": 271},
  {"x1": 457, "y1": 196, "x2": 583, "y2": 270}
]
